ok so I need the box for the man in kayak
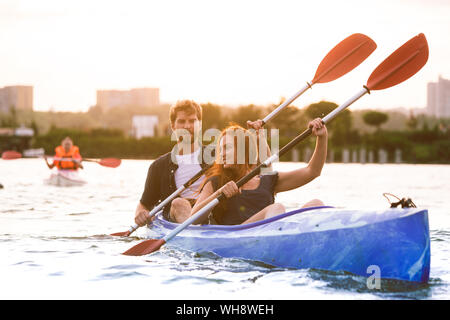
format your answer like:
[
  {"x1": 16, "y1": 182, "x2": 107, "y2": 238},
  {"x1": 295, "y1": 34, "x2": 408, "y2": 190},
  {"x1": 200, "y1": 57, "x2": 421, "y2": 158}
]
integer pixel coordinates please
[
  {"x1": 134, "y1": 100, "x2": 209, "y2": 225},
  {"x1": 44, "y1": 137, "x2": 84, "y2": 170},
  {"x1": 188, "y1": 118, "x2": 327, "y2": 225},
  {"x1": 134, "y1": 100, "x2": 271, "y2": 226}
]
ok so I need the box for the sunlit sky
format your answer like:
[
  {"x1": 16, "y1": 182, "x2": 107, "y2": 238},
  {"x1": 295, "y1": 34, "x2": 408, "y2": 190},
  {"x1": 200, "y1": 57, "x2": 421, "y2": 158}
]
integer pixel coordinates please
[{"x1": 1, "y1": 0, "x2": 449, "y2": 112}]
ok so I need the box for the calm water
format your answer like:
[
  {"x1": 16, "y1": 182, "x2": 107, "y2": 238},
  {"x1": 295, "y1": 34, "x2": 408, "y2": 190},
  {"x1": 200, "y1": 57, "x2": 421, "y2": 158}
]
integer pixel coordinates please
[{"x1": 0, "y1": 159, "x2": 449, "y2": 300}]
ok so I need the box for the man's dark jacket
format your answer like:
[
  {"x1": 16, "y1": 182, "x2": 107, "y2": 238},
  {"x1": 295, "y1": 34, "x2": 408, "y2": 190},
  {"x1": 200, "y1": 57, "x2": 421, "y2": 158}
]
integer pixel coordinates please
[{"x1": 140, "y1": 145, "x2": 213, "y2": 219}]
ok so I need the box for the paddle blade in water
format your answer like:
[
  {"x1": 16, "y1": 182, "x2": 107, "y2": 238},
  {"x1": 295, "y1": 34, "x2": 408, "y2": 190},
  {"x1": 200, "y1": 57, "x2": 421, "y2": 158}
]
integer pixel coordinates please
[
  {"x1": 312, "y1": 33, "x2": 377, "y2": 84},
  {"x1": 122, "y1": 238, "x2": 166, "y2": 256},
  {"x1": 367, "y1": 33, "x2": 429, "y2": 91},
  {"x1": 2, "y1": 150, "x2": 22, "y2": 160},
  {"x1": 99, "y1": 158, "x2": 121, "y2": 168}
]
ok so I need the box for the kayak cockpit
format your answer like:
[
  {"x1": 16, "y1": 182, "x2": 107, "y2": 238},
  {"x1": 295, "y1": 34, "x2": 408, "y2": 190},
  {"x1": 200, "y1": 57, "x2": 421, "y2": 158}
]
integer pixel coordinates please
[{"x1": 154, "y1": 206, "x2": 332, "y2": 231}]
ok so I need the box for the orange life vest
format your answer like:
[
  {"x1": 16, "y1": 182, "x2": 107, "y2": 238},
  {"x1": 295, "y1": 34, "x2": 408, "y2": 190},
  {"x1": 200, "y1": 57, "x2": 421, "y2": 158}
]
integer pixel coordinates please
[{"x1": 54, "y1": 145, "x2": 82, "y2": 170}]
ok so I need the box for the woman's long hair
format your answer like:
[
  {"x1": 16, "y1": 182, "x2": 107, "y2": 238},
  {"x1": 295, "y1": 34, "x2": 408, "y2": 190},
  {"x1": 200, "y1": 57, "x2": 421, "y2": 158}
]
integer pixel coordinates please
[{"x1": 201, "y1": 124, "x2": 259, "y2": 191}]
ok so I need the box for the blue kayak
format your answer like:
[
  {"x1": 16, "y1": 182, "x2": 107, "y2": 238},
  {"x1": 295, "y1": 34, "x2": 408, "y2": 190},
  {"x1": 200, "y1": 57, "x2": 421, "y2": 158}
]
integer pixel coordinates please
[{"x1": 147, "y1": 206, "x2": 430, "y2": 283}]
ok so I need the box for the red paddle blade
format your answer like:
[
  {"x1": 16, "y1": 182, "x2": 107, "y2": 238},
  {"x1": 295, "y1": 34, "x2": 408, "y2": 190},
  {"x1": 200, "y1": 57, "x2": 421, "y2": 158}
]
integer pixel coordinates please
[
  {"x1": 367, "y1": 33, "x2": 429, "y2": 91},
  {"x1": 122, "y1": 238, "x2": 166, "y2": 256},
  {"x1": 99, "y1": 158, "x2": 121, "y2": 168},
  {"x1": 312, "y1": 33, "x2": 377, "y2": 84},
  {"x1": 2, "y1": 150, "x2": 22, "y2": 160},
  {"x1": 110, "y1": 231, "x2": 131, "y2": 237}
]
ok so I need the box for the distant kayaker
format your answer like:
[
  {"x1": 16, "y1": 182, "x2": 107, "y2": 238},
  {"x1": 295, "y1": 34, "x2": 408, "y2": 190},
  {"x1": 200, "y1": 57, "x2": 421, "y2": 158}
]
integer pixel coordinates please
[
  {"x1": 134, "y1": 100, "x2": 271, "y2": 226},
  {"x1": 44, "y1": 137, "x2": 84, "y2": 170},
  {"x1": 187, "y1": 118, "x2": 327, "y2": 225}
]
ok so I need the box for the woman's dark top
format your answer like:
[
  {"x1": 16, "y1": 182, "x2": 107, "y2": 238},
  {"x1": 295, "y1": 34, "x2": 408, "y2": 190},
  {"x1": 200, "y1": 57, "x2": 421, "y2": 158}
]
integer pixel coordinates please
[{"x1": 207, "y1": 172, "x2": 279, "y2": 225}]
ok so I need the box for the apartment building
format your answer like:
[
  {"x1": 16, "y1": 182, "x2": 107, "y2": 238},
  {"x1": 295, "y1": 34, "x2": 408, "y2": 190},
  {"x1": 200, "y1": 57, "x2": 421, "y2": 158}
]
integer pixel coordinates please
[
  {"x1": 427, "y1": 76, "x2": 450, "y2": 118},
  {"x1": 0, "y1": 86, "x2": 33, "y2": 112},
  {"x1": 97, "y1": 87, "x2": 159, "y2": 111}
]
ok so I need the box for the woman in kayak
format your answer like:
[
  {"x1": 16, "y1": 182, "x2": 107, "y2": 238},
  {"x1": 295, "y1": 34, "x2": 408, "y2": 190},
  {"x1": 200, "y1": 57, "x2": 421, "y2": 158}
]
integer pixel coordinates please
[{"x1": 186, "y1": 118, "x2": 328, "y2": 225}]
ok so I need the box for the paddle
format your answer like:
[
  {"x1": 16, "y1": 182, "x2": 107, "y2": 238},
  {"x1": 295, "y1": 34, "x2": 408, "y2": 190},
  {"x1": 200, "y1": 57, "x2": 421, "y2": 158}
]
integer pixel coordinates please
[
  {"x1": 122, "y1": 33, "x2": 428, "y2": 256},
  {"x1": 113, "y1": 33, "x2": 376, "y2": 238},
  {"x1": 53, "y1": 157, "x2": 121, "y2": 168},
  {"x1": 110, "y1": 164, "x2": 212, "y2": 236},
  {"x1": 44, "y1": 156, "x2": 121, "y2": 168},
  {"x1": 81, "y1": 158, "x2": 121, "y2": 168},
  {"x1": 262, "y1": 33, "x2": 376, "y2": 125},
  {"x1": 2, "y1": 151, "x2": 122, "y2": 168}
]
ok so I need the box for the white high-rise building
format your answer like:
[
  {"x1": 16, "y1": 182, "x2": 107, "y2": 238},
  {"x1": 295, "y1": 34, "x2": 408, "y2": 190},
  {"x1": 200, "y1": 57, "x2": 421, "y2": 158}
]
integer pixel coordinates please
[{"x1": 427, "y1": 76, "x2": 450, "y2": 118}]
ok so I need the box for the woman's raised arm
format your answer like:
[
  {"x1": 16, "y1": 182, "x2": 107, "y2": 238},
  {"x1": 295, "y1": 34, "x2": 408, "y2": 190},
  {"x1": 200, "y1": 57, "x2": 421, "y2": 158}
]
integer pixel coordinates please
[{"x1": 274, "y1": 118, "x2": 328, "y2": 193}]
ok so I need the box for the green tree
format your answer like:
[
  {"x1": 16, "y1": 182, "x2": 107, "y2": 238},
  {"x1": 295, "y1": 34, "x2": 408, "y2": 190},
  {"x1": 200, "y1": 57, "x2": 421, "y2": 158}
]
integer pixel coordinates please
[
  {"x1": 1, "y1": 106, "x2": 19, "y2": 128},
  {"x1": 304, "y1": 101, "x2": 355, "y2": 147},
  {"x1": 362, "y1": 111, "x2": 389, "y2": 131},
  {"x1": 201, "y1": 103, "x2": 226, "y2": 130},
  {"x1": 87, "y1": 105, "x2": 104, "y2": 121},
  {"x1": 304, "y1": 101, "x2": 337, "y2": 119},
  {"x1": 265, "y1": 99, "x2": 306, "y2": 137},
  {"x1": 406, "y1": 110, "x2": 418, "y2": 130},
  {"x1": 30, "y1": 119, "x2": 39, "y2": 136},
  {"x1": 232, "y1": 104, "x2": 263, "y2": 128}
]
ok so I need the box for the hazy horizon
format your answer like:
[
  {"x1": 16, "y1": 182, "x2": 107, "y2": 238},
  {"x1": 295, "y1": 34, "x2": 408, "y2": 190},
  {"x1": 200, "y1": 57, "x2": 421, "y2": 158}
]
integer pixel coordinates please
[{"x1": 1, "y1": 0, "x2": 449, "y2": 112}]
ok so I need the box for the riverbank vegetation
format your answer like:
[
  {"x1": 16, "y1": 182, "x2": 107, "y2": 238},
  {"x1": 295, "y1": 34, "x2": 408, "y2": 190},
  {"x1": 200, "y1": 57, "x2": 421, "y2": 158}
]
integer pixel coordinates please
[{"x1": 1, "y1": 101, "x2": 449, "y2": 163}]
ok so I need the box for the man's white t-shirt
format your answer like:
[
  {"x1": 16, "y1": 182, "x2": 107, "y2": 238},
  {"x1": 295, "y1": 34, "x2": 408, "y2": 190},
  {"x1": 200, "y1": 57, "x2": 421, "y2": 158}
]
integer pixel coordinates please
[{"x1": 174, "y1": 148, "x2": 205, "y2": 199}]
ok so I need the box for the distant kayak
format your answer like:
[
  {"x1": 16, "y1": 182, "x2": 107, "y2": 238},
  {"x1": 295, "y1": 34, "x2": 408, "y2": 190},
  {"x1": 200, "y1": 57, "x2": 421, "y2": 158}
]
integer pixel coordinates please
[
  {"x1": 147, "y1": 206, "x2": 430, "y2": 283},
  {"x1": 23, "y1": 148, "x2": 45, "y2": 158},
  {"x1": 44, "y1": 170, "x2": 87, "y2": 187}
]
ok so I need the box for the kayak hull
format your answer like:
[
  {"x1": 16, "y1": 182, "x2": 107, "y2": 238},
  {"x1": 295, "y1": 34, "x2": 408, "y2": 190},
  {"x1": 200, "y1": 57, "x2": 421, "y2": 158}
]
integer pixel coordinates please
[
  {"x1": 147, "y1": 207, "x2": 430, "y2": 283},
  {"x1": 44, "y1": 170, "x2": 87, "y2": 187}
]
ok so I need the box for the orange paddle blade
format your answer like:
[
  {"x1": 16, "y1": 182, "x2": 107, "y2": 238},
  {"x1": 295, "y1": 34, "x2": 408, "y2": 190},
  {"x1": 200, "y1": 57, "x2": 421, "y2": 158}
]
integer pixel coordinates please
[
  {"x1": 2, "y1": 150, "x2": 22, "y2": 160},
  {"x1": 98, "y1": 158, "x2": 121, "y2": 168},
  {"x1": 122, "y1": 238, "x2": 166, "y2": 256},
  {"x1": 367, "y1": 33, "x2": 429, "y2": 91},
  {"x1": 312, "y1": 33, "x2": 377, "y2": 84}
]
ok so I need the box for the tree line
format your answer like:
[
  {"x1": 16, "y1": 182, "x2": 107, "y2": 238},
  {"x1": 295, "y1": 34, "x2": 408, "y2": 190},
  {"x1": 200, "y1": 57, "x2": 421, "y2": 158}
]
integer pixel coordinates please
[{"x1": 1, "y1": 102, "x2": 449, "y2": 163}]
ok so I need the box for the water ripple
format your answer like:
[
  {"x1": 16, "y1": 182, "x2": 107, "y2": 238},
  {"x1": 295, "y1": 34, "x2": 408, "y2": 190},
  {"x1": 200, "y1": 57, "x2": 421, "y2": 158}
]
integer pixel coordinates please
[{"x1": 95, "y1": 271, "x2": 148, "y2": 280}]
